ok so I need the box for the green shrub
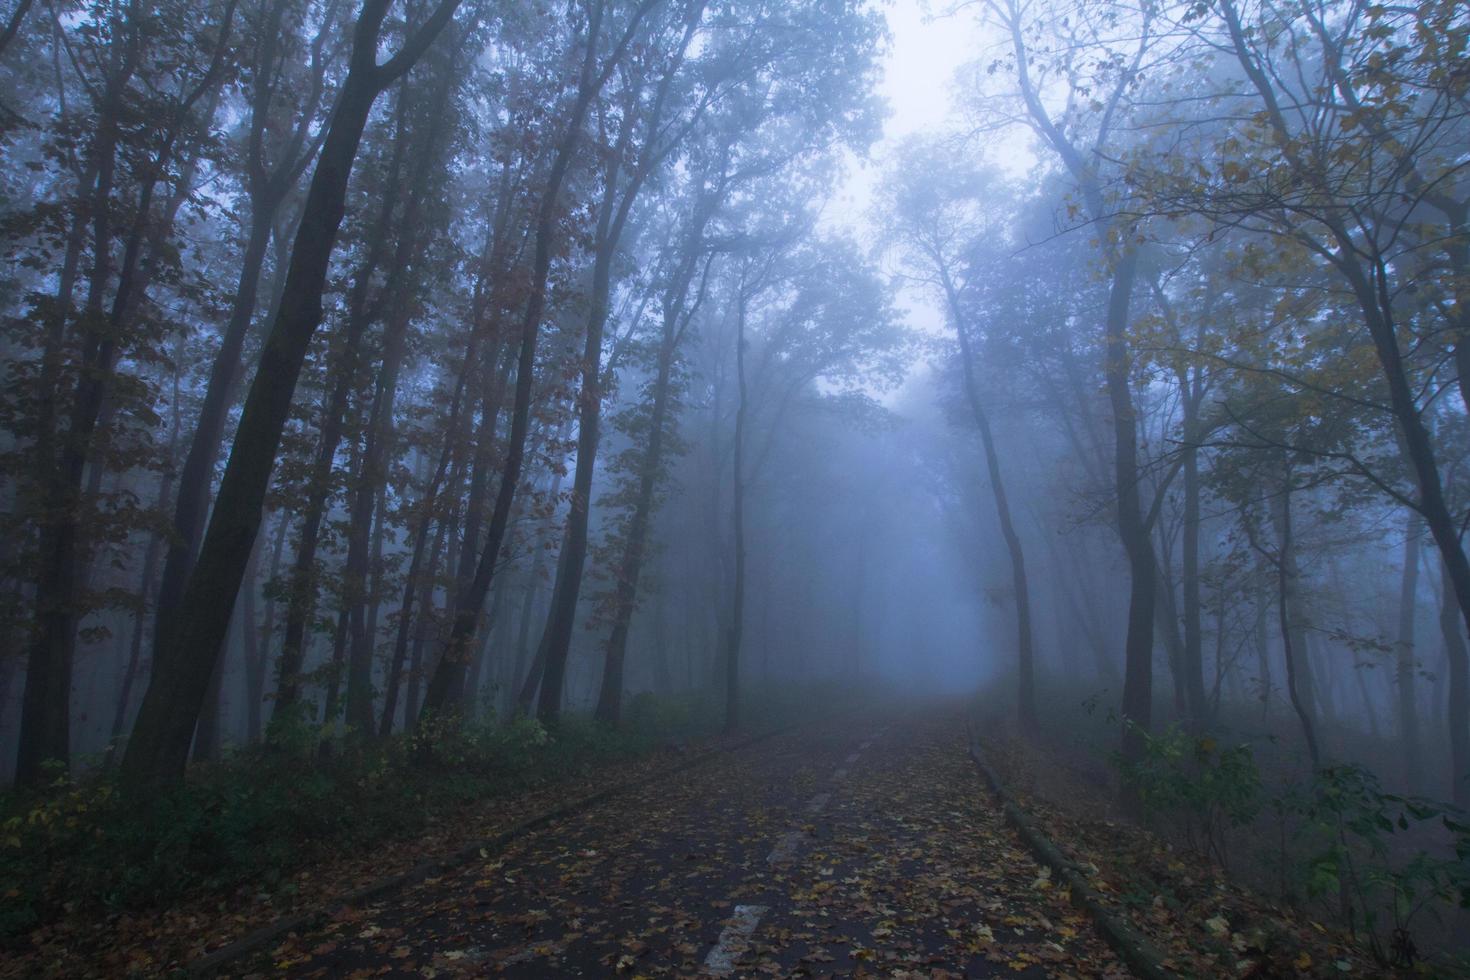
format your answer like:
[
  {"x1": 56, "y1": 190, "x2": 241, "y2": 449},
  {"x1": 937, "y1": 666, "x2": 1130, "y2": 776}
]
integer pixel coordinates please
[
  {"x1": 625, "y1": 691, "x2": 697, "y2": 739},
  {"x1": 1117, "y1": 723, "x2": 1262, "y2": 870},
  {"x1": 0, "y1": 697, "x2": 713, "y2": 944},
  {"x1": 1277, "y1": 764, "x2": 1470, "y2": 967}
]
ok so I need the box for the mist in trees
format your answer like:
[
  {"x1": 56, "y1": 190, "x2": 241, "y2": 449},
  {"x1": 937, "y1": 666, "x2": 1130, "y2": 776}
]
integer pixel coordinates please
[{"x1": 0, "y1": 0, "x2": 1468, "y2": 953}]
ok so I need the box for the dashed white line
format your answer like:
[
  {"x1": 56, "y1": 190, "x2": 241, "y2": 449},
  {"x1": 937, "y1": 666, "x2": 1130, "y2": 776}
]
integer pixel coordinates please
[
  {"x1": 845, "y1": 751, "x2": 861, "y2": 764},
  {"x1": 701, "y1": 904, "x2": 768, "y2": 976},
  {"x1": 806, "y1": 792, "x2": 830, "y2": 814},
  {"x1": 766, "y1": 829, "x2": 805, "y2": 865}
]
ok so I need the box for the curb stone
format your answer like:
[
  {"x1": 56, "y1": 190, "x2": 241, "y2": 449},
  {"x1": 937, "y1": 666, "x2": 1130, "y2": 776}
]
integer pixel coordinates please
[
  {"x1": 966, "y1": 734, "x2": 1176, "y2": 980},
  {"x1": 184, "y1": 726, "x2": 790, "y2": 977}
]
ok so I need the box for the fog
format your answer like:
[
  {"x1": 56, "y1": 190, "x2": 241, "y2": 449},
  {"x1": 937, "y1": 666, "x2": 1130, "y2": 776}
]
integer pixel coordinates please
[{"x1": 1, "y1": 0, "x2": 1468, "y2": 969}]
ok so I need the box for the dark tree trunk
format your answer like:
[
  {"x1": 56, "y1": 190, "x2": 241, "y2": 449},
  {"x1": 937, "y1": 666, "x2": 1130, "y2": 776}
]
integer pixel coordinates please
[
  {"x1": 157, "y1": 0, "x2": 339, "y2": 656},
  {"x1": 272, "y1": 62, "x2": 424, "y2": 721},
  {"x1": 109, "y1": 377, "x2": 185, "y2": 754},
  {"x1": 593, "y1": 313, "x2": 678, "y2": 725},
  {"x1": 465, "y1": 577, "x2": 508, "y2": 716},
  {"x1": 344, "y1": 55, "x2": 457, "y2": 735},
  {"x1": 321, "y1": 607, "x2": 350, "y2": 738},
  {"x1": 404, "y1": 505, "x2": 456, "y2": 729},
  {"x1": 533, "y1": 198, "x2": 621, "y2": 726},
  {"x1": 121, "y1": 0, "x2": 462, "y2": 787},
  {"x1": 17, "y1": 9, "x2": 184, "y2": 785},
  {"x1": 344, "y1": 478, "x2": 388, "y2": 734},
  {"x1": 419, "y1": 0, "x2": 654, "y2": 722},
  {"x1": 537, "y1": 7, "x2": 698, "y2": 725},
  {"x1": 246, "y1": 510, "x2": 289, "y2": 743},
  {"x1": 1153, "y1": 547, "x2": 1188, "y2": 718},
  {"x1": 0, "y1": 0, "x2": 34, "y2": 57},
  {"x1": 510, "y1": 551, "x2": 548, "y2": 716},
  {"x1": 1104, "y1": 249, "x2": 1156, "y2": 811},
  {"x1": 194, "y1": 646, "x2": 227, "y2": 762},
  {"x1": 380, "y1": 458, "x2": 458, "y2": 735},
  {"x1": 155, "y1": 204, "x2": 276, "y2": 702}
]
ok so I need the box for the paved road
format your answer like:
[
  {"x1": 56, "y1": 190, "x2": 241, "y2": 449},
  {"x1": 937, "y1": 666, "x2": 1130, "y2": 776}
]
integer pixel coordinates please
[{"x1": 261, "y1": 709, "x2": 1126, "y2": 978}]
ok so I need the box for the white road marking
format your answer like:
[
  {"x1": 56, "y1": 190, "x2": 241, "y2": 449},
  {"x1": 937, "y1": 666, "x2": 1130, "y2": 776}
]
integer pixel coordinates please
[
  {"x1": 833, "y1": 767, "x2": 848, "y2": 780},
  {"x1": 766, "y1": 829, "x2": 805, "y2": 865},
  {"x1": 845, "y1": 751, "x2": 860, "y2": 764},
  {"x1": 702, "y1": 904, "x2": 768, "y2": 976},
  {"x1": 806, "y1": 792, "x2": 830, "y2": 814}
]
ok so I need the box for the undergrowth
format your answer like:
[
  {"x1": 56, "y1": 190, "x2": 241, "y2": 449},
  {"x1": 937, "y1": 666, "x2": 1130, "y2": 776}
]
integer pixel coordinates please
[{"x1": 0, "y1": 691, "x2": 728, "y2": 944}]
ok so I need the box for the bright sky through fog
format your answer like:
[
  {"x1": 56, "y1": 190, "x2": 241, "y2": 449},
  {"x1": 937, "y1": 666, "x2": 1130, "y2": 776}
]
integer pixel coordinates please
[
  {"x1": 825, "y1": 1, "x2": 997, "y2": 349},
  {"x1": 826, "y1": 2, "x2": 989, "y2": 237}
]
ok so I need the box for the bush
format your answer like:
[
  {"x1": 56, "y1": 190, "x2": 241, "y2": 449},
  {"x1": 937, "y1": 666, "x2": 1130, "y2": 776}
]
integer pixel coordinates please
[
  {"x1": 0, "y1": 697, "x2": 713, "y2": 944},
  {"x1": 1117, "y1": 723, "x2": 1263, "y2": 870},
  {"x1": 624, "y1": 691, "x2": 697, "y2": 739},
  {"x1": 1276, "y1": 764, "x2": 1470, "y2": 967}
]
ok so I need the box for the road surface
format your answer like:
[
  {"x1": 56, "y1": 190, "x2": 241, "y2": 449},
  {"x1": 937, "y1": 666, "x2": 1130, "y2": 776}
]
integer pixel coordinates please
[{"x1": 261, "y1": 709, "x2": 1127, "y2": 978}]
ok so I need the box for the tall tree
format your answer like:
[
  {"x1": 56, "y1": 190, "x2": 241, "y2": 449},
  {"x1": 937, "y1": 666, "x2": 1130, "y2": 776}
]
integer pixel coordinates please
[{"x1": 121, "y1": 0, "x2": 463, "y2": 787}]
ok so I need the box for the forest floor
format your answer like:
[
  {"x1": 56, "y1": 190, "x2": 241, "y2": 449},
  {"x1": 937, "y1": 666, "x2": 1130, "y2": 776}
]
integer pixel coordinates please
[{"x1": 976, "y1": 725, "x2": 1392, "y2": 979}]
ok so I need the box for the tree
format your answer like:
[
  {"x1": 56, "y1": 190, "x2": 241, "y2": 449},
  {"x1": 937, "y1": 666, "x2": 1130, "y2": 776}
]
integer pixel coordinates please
[
  {"x1": 152, "y1": 0, "x2": 344, "y2": 740},
  {"x1": 16, "y1": 0, "x2": 241, "y2": 786},
  {"x1": 417, "y1": 0, "x2": 662, "y2": 724},
  {"x1": 121, "y1": 0, "x2": 463, "y2": 787},
  {"x1": 977, "y1": 0, "x2": 1170, "y2": 800},
  {"x1": 876, "y1": 143, "x2": 1038, "y2": 732}
]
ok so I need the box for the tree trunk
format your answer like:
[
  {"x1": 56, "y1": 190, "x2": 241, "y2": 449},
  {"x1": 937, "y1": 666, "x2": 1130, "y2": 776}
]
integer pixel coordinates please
[
  {"x1": 1255, "y1": 574, "x2": 1271, "y2": 717},
  {"x1": 246, "y1": 510, "x2": 289, "y2": 744},
  {"x1": 535, "y1": 8, "x2": 696, "y2": 724},
  {"x1": 419, "y1": 0, "x2": 649, "y2": 722},
  {"x1": 273, "y1": 111, "x2": 410, "y2": 716},
  {"x1": 154, "y1": 0, "x2": 336, "y2": 662},
  {"x1": 344, "y1": 56, "x2": 457, "y2": 735},
  {"x1": 155, "y1": 204, "x2": 276, "y2": 702},
  {"x1": 510, "y1": 556, "x2": 546, "y2": 716},
  {"x1": 109, "y1": 390, "x2": 184, "y2": 754},
  {"x1": 380, "y1": 465, "x2": 456, "y2": 735},
  {"x1": 1272, "y1": 487, "x2": 1320, "y2": 770},
  {"x1": 593, "y1": 193, "x2": 717, "y2": 724},
  {"x1": 1396, "y1": 514, "x2": 1423, "y2": 793},
  {"x1": 1153, "y1": 548, "x2": 1188, "y2": 718},
  {"x1": 593, "y1": 318, "x2": 678, "y2": 725},
  {"x1": 941, "y1": 272, "x2": 1037, "y2": 732},
  {"x1": 1179, "y1": 378, "x2": 1209, "y2": 726},
  {"x1": 1440, "y1": 556, "x2": 1470, "y2": 809},
  {"x1": 1105, "y1": 249, "x2": 1156, "y2": 811},
  {"x1": 533, "y1": 202, "x2": 621, "y2": 725},
  {"x1": 723, "y1": 292, "x2": 749, "y2": 735},
  {"x1": 121, "y1": 0, "x2": 462, "y2": 787},
  {"x1": 321, "y1": 607, "x2": 350, "y2": 738}
]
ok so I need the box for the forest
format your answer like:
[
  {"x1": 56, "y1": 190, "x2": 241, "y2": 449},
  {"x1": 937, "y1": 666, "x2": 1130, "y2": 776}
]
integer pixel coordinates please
[{"x1": 0, "y1": 0, "x2": 1468, "y2": 975}]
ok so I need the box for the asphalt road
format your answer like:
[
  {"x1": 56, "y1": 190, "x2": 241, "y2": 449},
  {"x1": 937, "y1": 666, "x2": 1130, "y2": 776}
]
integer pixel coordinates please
[{"x1": 258, "y1": 708, "x2": 1127, "y2": 978}]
